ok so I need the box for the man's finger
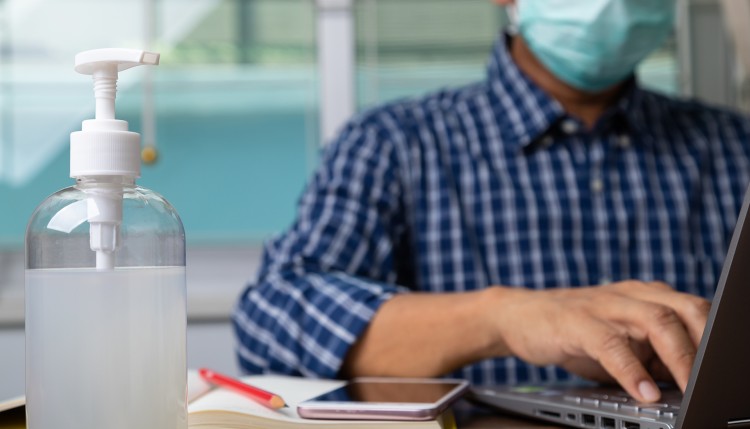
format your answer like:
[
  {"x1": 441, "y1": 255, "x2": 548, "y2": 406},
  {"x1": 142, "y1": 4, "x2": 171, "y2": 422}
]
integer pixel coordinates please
[
  {"x1": 580, "y1": 322, "x2": 661, "y2": 403},
  {"x1": 639, "y1": 304, "x2": 696, "y2": 391},
  {"x1": 592, "y1": 298, "x2": 696, "y2": 391},
  {"x1": 617, "y1": 281, "x2": 711, "y2": 347},
  {"x1": 643, "y1": 285, "x2": 711, "y2": 347}
]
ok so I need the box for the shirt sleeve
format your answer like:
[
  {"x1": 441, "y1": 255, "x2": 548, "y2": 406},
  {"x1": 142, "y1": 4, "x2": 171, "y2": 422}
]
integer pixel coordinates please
[{"x1": 232, "y1": 117, "x2": 410, "y2": 378}]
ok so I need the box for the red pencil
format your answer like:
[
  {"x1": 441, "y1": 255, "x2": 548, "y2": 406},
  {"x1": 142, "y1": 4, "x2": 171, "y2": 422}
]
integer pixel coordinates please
[{"x1": 198, "y1": 368, "x2": 288, "y2": 409}]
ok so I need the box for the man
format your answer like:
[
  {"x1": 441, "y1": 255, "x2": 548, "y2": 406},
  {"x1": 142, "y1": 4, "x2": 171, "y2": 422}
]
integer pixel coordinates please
[{"x1": 233, "y1": 0, "x2": 750, "y2": 404}]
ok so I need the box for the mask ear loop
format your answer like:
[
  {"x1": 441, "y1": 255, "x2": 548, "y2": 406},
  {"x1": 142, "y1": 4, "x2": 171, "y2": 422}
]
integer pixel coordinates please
[{"x1": 505, "y1": 4, "x2": 520, "y2": 35}]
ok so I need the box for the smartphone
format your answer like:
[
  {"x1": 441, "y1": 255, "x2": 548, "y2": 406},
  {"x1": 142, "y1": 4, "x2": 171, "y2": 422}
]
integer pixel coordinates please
[{"x1": 297, "y1": 377, "x2": 469, "y2": 421}]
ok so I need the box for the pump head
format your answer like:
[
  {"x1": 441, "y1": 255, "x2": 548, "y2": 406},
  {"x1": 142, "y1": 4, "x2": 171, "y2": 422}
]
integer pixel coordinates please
[
  {"x1": 69, "y1": 48, "x2": 160, "y2": 270},
  {"x1": 70, "y1": 49, "x2": 160, "y2": 179}
]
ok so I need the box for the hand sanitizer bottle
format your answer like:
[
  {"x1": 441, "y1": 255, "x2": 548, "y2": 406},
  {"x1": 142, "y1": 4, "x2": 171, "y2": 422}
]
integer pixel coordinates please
[{"x1": 25, "y1": 49, "x2": 187, "y2": 429}]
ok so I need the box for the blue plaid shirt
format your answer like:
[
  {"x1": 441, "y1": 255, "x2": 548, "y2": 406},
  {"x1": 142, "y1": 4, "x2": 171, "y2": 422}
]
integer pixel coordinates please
[{"x1": 233, "y1": 35, "x2": 750, "y2": 386}]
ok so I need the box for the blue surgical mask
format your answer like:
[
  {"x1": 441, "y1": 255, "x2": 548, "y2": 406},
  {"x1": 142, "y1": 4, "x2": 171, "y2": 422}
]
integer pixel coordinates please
[{"x1": 516, "y1": 0, "x2": 676, "y2": 92}]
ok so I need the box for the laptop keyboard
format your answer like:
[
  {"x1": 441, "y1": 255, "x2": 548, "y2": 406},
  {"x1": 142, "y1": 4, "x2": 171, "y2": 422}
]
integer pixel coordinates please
[
  {"x1": 474, "y1": 385, "x2": 684, "y2": 426},
  {"x1": 560, "y1": 389, "x2": 682, "y2": 419}
]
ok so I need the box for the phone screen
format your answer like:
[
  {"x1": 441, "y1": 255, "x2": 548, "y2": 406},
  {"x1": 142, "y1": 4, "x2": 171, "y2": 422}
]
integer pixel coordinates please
[{"x1": 308, "y1": 380, "x2": 464, "y2": 404}]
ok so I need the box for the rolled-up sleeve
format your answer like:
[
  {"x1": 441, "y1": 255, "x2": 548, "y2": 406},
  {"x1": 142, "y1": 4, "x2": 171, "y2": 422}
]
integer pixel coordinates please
[{"x1": 232, "y1": 117, "x2": 410, "y2": 378}]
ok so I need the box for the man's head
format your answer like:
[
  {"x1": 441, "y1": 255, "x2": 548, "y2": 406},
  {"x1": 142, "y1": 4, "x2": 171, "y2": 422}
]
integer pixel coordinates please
[{"x1": 493, "y1": 0, "x2": 676, "y2": 92}]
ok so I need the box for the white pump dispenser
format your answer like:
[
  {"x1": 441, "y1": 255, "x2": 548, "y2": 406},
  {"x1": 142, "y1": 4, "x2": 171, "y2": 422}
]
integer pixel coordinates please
[
  {"x1": 26, "y1": 48, "x2": 187, "y2": 429},
  {"x1": 70, "y1": 49, "x2": 160, "y2": 269}
]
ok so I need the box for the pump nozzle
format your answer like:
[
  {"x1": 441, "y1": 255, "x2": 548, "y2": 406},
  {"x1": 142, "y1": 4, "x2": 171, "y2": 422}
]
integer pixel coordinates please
[
  {"x1": 75, "y1": 49, "x2": 159, "y2": 121},
  {"x1": 70, "y1": 48, "x2": 160, "y2": 270}
]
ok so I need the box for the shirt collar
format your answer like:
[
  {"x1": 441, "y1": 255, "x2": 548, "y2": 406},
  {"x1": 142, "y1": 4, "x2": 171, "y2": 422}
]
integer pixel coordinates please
[
  {"x1": 613, "y1": 81, "x2": 653, "y2": 139},
  {"x1": 486, "y1": 33, "x2": 652, "y2": 150}
]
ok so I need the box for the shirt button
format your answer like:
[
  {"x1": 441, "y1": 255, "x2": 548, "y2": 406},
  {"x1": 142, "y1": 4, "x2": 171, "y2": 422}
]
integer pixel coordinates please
[
  {"x1": 541, "y1": 136, "x2": 554, "y2": 148},
  {"x1": 561, "y1": 119, "x2": 578, "y2": 134},
  {"x1": 599, "y1": 277, "x2": 612, "y2": 285},
  {"x1": 617, "y1": 135, "x2": 631, "y2": 149},
  {"x1": 591, "y1": 178, "x2": 604, "y2": 193}
]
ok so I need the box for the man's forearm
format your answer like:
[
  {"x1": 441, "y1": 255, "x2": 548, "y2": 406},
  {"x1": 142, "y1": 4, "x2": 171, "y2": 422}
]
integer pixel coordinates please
[{"x1": 340, "y1": 288, "x2": 510, "y2": 378}]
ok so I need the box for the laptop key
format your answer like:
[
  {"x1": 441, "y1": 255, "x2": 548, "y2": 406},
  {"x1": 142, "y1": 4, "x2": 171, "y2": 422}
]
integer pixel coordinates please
[
  {"x1": 606, "y1": 395, "x2": 630, "y2": 403},
  {"x1": 588, "y1": 393, "x2": 610, "y2": 400},
  {"x1": 478, "y1": 388, "x2": 498, "y2": 397},
  {"x1": 661, "y1": 406, "x2": 681, "y2": 418},
  {"x1": 582, "y1": 398, "x2": 599, "y2": 407},
  {"x1": 636, "y1": 403, "x2": 671, "y2": 416}
]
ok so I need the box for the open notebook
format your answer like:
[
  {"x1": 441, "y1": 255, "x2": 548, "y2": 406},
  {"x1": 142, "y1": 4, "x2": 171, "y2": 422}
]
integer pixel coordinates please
[
  {"x1": 0, "y1": 373, "x2": 455, "y2": 429},
  {"x1": 189, "y1": 374, "x2": 455, "y2": 429}
]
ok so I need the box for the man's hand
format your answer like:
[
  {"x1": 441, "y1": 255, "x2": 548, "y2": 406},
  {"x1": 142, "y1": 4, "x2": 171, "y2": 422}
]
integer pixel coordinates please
[
  {"x1": 341, "y1": 281, "x2": 709, "y2": 405},
  {"x1": 489, "y1": 281, "x2": 711, "y2": 403}
]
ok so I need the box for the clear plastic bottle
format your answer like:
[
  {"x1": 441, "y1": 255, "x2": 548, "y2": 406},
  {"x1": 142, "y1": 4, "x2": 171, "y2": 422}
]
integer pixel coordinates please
[{"x1": 25, "y1": 49, "x2": 187, "y2": 429}]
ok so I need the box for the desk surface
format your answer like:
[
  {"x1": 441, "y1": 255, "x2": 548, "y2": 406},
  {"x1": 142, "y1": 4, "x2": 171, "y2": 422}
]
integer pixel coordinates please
[
  {"x1": 0, "y1": 404, "x2": 563, "y2": 429},
  {"x1": 461, "y1": 416, "x2": 562, "y2": 428},
  {"x1": 0, "y1": 407, "x2": 23, "y2": 429},
  {"x1": 456, "y1": 404, "x2": 563, "y2": 428}
]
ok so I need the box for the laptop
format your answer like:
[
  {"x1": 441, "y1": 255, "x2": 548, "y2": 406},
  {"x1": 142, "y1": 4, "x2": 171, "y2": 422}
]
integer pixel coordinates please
[{"x1": 471, "y1": 185, "x2": 750, "y2": 429}]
